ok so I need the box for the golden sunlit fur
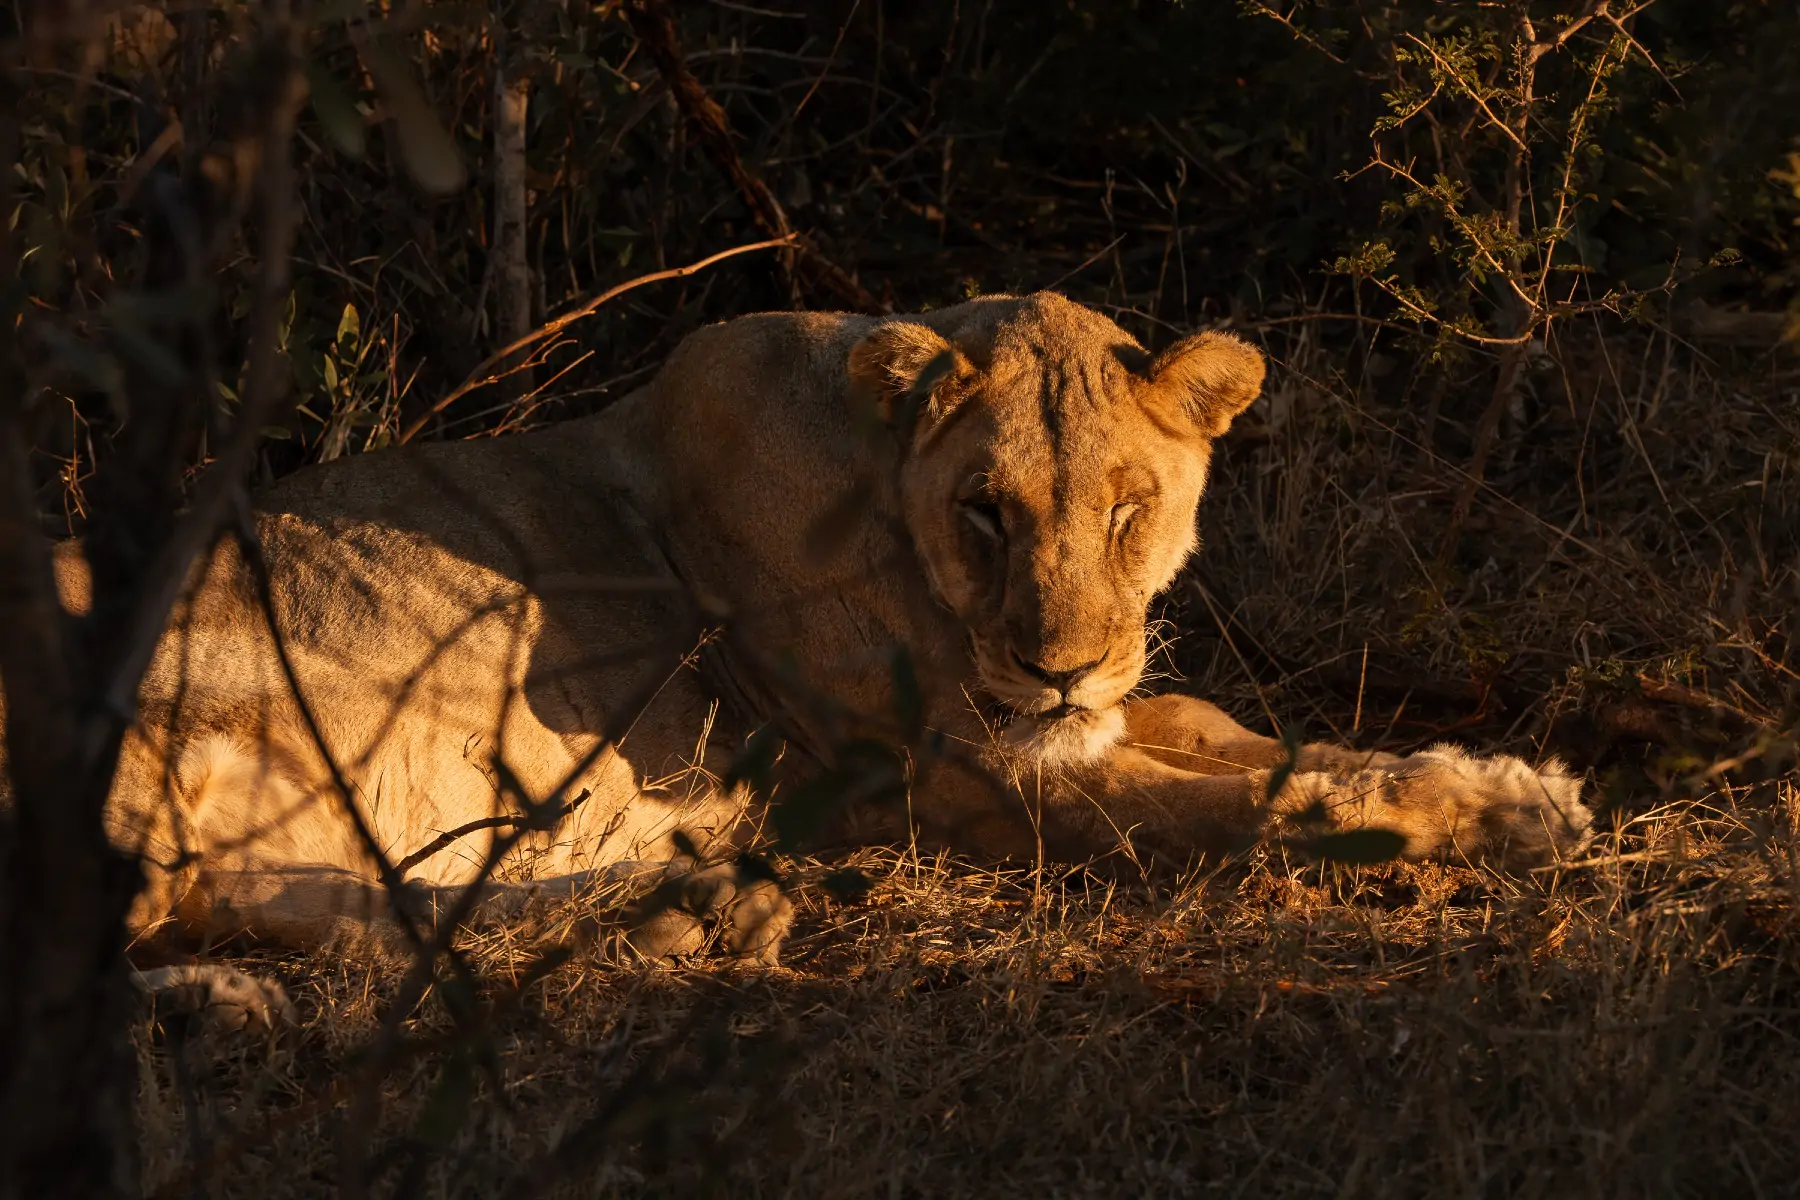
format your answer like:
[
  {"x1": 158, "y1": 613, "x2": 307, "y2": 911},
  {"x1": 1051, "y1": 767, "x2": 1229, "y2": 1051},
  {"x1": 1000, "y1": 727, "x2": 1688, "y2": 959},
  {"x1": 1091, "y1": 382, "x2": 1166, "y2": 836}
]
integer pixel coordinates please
[{"x1": 3, "y1": 293, "x2": 1591, "y2": 1026}]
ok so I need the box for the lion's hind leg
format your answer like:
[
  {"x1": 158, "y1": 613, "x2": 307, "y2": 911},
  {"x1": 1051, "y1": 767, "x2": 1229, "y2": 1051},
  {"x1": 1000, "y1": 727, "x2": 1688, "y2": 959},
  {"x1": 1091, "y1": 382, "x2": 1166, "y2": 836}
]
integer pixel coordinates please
[
  {"x1": 111, "y1": 733, "x2": 322, "y2": 1036},
  {"x1": 468, "y1": 858, "x2": 795, "y2": 966},
  {"x1": 497, "y1": 768, "x2": 795, "y2": 966},
  {"x1": 121, "y1": 733, "x2": 412, "y2": 1032},
  {"x1": 133, "y1": 964, "x2": 296, "y2": 1036},
  {"x1": 618, "y1": 860, "x2": 793, "y2": 965}
]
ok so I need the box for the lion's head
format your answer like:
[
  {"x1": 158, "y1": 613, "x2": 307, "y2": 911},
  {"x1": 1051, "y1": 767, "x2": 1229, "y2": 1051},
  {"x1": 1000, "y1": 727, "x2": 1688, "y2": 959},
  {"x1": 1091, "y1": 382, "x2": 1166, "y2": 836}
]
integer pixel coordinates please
[{"x1": 848, "y1": 293, "x2": 1265, "y2": 765}]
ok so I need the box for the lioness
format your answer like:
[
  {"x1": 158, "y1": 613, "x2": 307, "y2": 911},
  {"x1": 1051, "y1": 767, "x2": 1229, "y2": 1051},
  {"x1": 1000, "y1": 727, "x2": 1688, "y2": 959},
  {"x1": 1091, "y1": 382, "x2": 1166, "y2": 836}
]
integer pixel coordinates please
[{"x1": 5, "y1": 292, "x2": 1592, "y2": 1025}]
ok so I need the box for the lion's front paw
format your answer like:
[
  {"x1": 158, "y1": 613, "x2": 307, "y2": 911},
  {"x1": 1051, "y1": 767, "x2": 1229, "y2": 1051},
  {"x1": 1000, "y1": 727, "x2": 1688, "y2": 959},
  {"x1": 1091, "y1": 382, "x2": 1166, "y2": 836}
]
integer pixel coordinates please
[
  {"x1": 134, "y1": 964, "x2": 297, "y2": 1037},
  {"x1": 1402, "y1": 745, "x2": 1594, "y2": 868},
  {"x1": 622, "y1": 862, "x2": 795, "y2": 967},
  {"x1": 1280, "y1": 745, "x2": 1593, "y2": 869}
]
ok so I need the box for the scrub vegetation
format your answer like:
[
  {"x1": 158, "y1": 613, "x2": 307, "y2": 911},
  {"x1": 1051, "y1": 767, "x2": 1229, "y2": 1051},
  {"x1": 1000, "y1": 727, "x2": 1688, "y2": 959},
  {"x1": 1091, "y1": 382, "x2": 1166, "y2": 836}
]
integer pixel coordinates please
[{"x1": 3, "y1": 1, "x2": 1798, "y2": 1195}]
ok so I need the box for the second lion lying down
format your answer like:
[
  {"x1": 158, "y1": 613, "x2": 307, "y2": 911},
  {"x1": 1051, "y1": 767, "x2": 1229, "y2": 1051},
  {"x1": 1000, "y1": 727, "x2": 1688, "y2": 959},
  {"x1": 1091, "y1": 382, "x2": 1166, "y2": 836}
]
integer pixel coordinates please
[{"x1": 33, "y1": 292, "x2": 1592, "y2": 1023}]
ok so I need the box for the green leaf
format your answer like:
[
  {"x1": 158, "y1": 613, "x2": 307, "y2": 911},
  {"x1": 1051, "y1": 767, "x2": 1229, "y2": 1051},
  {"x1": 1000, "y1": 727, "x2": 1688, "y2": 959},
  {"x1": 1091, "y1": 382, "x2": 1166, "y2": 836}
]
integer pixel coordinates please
[
  {"x1": 304, "y1": 62, "x2": 367, "y2": 158},
  {"x1": 277, "y1": 291, "x2": 296, "y2": 348},
  {"x1": 336, "y1": 301, "x2": 360, "y2": 349},
  {"x1": 1311, "y1": 828, "x2": 1406, "y2": 865}
]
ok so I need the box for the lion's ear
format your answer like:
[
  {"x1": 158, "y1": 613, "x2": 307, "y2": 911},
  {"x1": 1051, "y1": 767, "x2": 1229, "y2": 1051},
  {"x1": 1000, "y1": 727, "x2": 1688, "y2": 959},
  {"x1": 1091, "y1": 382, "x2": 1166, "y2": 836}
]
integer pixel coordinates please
[
  {"x1": 847, "y1": 321, "x2": 975, "y2": 434},
  {"x1": 1145, "y1": 331, "x2": 1265, "y2": 439}
]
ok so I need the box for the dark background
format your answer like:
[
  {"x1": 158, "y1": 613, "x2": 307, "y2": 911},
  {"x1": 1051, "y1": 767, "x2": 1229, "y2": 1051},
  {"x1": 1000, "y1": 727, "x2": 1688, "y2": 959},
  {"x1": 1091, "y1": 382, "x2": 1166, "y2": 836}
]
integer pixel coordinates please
[{"x1": 15, "y1": 0, "x2": 1800, "y2": 807}]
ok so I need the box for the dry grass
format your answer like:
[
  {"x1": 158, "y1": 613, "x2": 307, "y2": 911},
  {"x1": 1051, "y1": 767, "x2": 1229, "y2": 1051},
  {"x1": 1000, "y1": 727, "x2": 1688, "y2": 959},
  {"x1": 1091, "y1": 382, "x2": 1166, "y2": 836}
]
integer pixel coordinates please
[
  {"x1": 11, "y1": 5, "x2": 1789, "y2": 1192},
  {"x1": 132, "y1": 327, "x2": 1800, "y2": 1198},
  {"x1": 138, "y1": 791, "x2": 1800, "y2": 1199}
]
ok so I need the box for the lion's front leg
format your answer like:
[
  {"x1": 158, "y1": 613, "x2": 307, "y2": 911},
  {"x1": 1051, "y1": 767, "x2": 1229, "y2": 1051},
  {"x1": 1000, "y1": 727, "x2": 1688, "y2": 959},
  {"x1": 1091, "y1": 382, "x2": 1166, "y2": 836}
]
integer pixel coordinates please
[
  {"x1": 1038, "y1": 694, "x2": 1594, "y2": 868},
  {"x1": 1122, "y1": 693, "x2": 1405, "y2": 777}
]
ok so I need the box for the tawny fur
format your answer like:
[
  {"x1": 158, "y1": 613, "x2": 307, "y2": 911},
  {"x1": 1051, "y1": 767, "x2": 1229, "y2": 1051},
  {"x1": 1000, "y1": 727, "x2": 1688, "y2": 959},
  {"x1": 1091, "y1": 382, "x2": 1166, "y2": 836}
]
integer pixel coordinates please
[{"x1": 2, "y1": 293, "x2": 1593, "y2": 1021}]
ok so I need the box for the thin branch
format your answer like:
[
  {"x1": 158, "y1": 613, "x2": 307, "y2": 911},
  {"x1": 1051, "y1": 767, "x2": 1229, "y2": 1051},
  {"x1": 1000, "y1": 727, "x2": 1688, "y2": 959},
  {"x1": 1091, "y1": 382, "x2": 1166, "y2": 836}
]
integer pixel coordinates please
[
  {"x1": 1243, "y1": 3, "x2": 1347, "y2": 65},
  {"x1": 1535, "y1": 32, "x2": 1624, "y2": 309},
  {"x1": 788, "y1": 0, "x2": 858, "y2": 119},
  {"x1": 1369, "y1": 152, "x2": 1542, "y2": 318},
  {"x1": 1435, "y1": 340, "x2": 1528, "y2": 569},
  {"x1": 620, "y1": 0, "x2": 884, "y2": 313},
  {"x1": 397, "y1": 235, "x2": 794, "y2": 444},
  {"x1": 1406, "y1": 34, "x2": 1526, "y2": 152},
  {"x1": 1248, "y1": 312, "x2": 1426, "y2": 338},
  {"x1": 1603, "y1": 4, "x2": 1679, "y2": 97},
  {"x1": 79, "y1": 62, "x2": 310, "y2": 782},
  {"x1": 492, "y1": 46, "x2": 534, "y2": 382},
  {"x1": 229, "y1": 507, "x2": 431, "y2": 950},
  {"x1": 1522, "y1": 2, "x2": 1610, "y2": 67},
  {"x1": 395, "y1": 788, "x2": 593, "y2": 876}
]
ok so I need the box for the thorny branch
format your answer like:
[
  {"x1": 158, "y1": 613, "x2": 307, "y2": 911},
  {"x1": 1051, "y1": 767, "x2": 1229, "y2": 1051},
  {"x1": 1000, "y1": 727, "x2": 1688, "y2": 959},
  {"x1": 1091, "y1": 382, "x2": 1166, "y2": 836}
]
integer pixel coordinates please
[{"x1": 1329, "y1": 2, "x2": 1668, "y2": 565}]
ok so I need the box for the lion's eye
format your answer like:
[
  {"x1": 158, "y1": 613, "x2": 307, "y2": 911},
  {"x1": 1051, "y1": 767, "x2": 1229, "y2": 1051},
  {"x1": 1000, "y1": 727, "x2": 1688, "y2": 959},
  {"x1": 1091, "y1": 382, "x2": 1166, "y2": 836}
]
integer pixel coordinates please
[
  {"x1": 1110, "y1": 503, "x2": 1139, "y2": 536},
  {"x1": 961, "y1": 501, "x2": 1005, "y2": 541}
]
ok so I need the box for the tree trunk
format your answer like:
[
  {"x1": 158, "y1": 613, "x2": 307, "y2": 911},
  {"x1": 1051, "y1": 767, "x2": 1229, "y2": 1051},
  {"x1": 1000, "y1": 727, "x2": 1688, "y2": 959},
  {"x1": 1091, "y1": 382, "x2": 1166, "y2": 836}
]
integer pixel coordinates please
[
  {"x1": 0, "y1": 53, "x2": 144, "y2": 1192},
  {"x1": 0, "y1": 23, "x2": 306, "y2": 1194},
  {"x1": 494, "y1": 59, "x2": 533, "y2": 387}
]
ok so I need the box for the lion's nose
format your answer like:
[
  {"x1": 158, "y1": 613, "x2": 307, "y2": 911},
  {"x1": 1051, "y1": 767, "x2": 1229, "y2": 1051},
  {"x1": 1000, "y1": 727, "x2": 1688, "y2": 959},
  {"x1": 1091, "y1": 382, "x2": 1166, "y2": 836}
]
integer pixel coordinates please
[{"x1": 1011, "y1": 648, "x2": 1105, "y2": 700}]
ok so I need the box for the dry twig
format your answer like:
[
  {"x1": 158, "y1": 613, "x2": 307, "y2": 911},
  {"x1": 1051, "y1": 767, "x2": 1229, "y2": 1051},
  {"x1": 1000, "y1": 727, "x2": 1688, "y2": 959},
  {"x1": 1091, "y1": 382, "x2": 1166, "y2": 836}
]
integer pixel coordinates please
[
  {"x1": 620, "y1": 0, "x2": 884, "y2": 314},
  {"x1": 398, "y1": 235, "x2": 795, "y2": 444}
]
